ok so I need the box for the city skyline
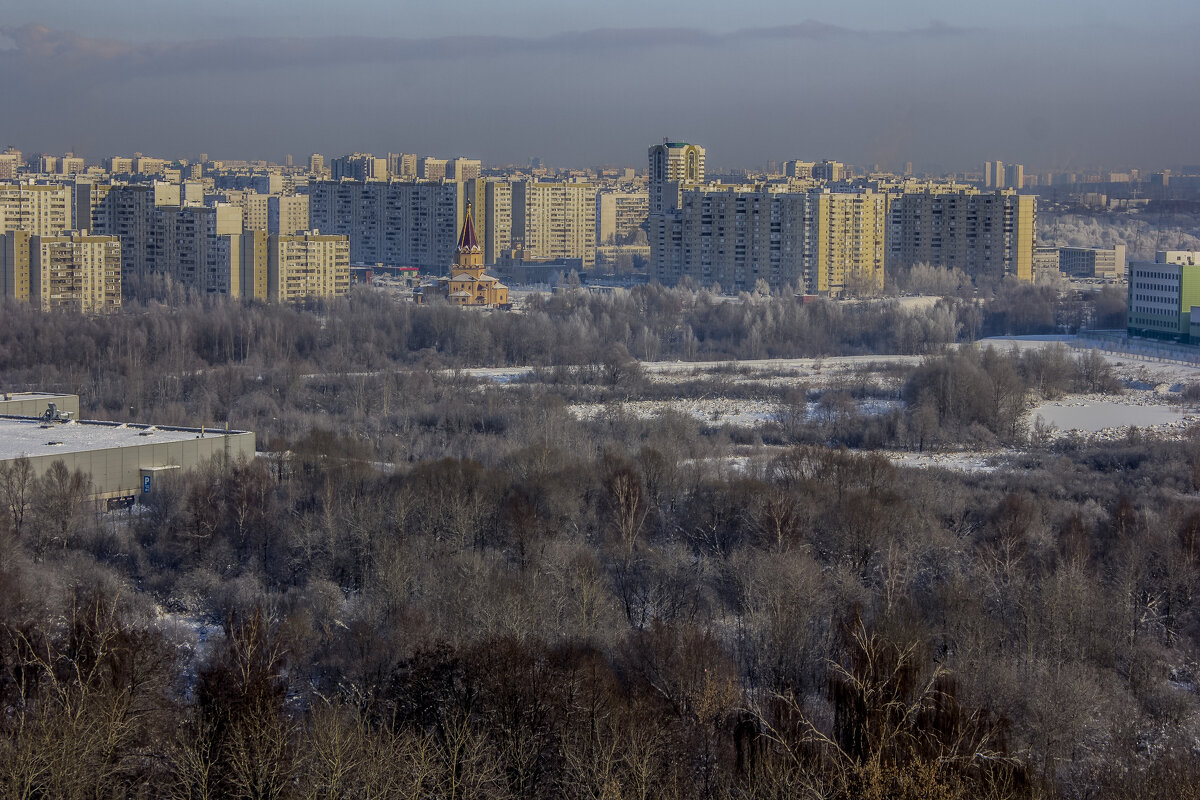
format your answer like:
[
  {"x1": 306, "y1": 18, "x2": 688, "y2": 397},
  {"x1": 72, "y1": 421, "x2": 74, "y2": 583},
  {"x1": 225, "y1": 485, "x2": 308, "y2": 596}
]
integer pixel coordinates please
[{"x1": 2, "y1": 1, "x2": 1197, "y2": 171}]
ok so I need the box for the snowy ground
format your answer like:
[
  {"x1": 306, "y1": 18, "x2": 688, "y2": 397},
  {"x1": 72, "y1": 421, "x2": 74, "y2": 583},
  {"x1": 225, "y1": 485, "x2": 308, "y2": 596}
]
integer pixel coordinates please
[
  {"x1": 881, "y1": 450, "x2": 1019, "y2": 472},
  {"x1": 567, "y1": 399, "x2": 779, "y2": 426},
  {"x1": 456, "y1": 336, "x2": 1200, "y2": 469}
]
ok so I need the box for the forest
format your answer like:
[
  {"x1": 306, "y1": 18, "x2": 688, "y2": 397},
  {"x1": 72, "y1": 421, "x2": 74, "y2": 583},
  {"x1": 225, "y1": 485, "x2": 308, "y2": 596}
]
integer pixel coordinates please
[{"x1": 5, "y1": 281, "x2": 1199, "y2": 799}]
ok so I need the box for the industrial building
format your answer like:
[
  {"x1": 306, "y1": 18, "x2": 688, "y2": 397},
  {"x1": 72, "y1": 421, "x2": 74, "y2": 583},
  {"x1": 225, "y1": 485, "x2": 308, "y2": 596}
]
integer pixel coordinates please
[
  {"x1": 0, "y1": 394, "x2": 255, "y2": 502},
  {"x1": 0, "y1": 392, "x2": 80, "y2": 419}
]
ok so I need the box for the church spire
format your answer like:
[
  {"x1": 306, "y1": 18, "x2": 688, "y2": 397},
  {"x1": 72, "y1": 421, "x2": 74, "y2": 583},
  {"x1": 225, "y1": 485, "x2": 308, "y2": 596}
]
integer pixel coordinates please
[{"x1": 457, "y1": 202, "x2": 481, "y2": 253}]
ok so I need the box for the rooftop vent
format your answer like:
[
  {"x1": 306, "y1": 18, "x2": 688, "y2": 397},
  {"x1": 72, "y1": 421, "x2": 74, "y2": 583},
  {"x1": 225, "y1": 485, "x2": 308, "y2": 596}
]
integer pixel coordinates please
[{"x1": 42, "y1": 403, "x2": 71, "y2": 423}]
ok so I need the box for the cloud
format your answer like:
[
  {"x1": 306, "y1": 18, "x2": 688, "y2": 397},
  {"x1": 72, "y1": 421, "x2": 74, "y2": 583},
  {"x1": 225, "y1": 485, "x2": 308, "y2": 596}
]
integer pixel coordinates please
[{"x1": 0, "y1": 20, "x2": 975, "y2": 78}]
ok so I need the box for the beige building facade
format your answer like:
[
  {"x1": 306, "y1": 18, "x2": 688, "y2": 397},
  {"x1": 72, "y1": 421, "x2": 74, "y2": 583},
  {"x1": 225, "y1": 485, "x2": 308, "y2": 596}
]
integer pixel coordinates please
[
  {"x1": 1, "y1": 231, "x2": 121, "y2": 312},
  {"x1": 0, "y1": 184, "x2": 72, "y2": 237},
  {"x1": 239, "y1": 231, "x2": 350, "y2": 302},
  {"x1": 648, "y1": 141, "x2": 705, "y2": 214},
  {"x1": 597, "y1": 190, "x2": 649, "y2": 245},
  {"x1": 511, "y1": 181, "x2": 597, "y2": 268}
]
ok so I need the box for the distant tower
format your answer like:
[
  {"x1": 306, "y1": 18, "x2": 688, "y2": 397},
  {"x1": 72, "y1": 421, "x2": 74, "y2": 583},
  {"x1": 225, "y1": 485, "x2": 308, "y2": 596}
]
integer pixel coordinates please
[
  {"x1": 1006, "y1": 163, "x2": 1024, "y2": 190},
  {"x1": 985, "y1": 160, "x2": 1005, "y2": 188},
  {"x1": 648, "y1": 140, "x2": 705, "y2": 213}
]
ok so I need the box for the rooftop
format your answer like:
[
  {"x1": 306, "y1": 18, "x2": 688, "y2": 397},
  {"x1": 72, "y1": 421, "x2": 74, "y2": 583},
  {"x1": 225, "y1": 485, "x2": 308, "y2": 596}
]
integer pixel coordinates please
[
  {"x1": 0, "y1": 392, "x2": 74, "y2": 402},
  {"x1": 0, "y1": 416, "x2": 249, "y2": 461}
]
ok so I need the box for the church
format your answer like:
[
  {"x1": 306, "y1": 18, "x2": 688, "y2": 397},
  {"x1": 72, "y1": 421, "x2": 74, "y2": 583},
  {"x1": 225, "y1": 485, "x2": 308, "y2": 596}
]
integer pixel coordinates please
[{"x1": 422, "y1": 203, "x2": 510, "y2": 308}]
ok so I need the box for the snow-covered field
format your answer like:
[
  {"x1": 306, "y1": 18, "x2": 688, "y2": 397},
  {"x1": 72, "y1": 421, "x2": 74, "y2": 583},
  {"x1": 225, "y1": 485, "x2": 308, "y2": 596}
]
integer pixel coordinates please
[
  {"x1": 566, "y1": 399, "x2": 778, "y2": 426},
  {"x1": 462, "y1": 336, "x2": 1200, "y2": 466}
]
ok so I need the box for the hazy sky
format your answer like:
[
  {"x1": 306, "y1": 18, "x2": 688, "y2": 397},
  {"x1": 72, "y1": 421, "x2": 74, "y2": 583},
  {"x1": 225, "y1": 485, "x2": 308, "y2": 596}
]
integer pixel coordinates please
[{"x1": 2, "y1": 1, "x2": 1197, "y2": 172}]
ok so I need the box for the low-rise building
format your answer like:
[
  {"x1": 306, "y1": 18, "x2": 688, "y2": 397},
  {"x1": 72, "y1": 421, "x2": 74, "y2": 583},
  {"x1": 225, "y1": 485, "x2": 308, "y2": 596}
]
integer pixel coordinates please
[
  {"x1": 0, "y1": 411, "x2": 254, "y2": 502},
  {"x1": 1127, "y1": 251, "x2": 1200, "y2": 341},
  {"x1": 1059, "y1": 244, "x2": 1125, "y2": 280}
]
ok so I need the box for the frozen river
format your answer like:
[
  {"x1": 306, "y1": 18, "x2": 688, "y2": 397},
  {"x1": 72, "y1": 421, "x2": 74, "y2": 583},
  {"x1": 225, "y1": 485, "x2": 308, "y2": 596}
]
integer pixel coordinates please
[{"x1": 1032, "y1": 399, "x2": 1197, "y2": 433}]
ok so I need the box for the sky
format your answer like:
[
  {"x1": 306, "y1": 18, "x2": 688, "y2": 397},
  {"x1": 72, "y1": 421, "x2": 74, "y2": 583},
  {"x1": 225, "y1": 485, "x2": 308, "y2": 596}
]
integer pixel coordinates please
[{"x1": 2, "y1": 1, "x2": 1198, "y2": 172}]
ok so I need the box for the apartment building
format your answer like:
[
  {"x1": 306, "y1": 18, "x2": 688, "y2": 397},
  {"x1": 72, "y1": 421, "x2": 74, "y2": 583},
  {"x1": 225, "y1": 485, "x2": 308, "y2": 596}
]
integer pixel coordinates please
[
  {"x1": 238, "y1": 231, "x2": 349, "y2": 302},
  {"x1": 648, "y1": 141, "x2": 705, "y2": 214},
  {"x1": 447, "y1": 158, "x2": 482, "y2": 181},
  {"x1": 651, "y1": 184, "x2": 885, "y2": 294},
  {"x1": 331, "y1": 154, "x2": 388, "y2": 182},
  {"x1": 308, "y1": 180, "x2": 464, "y2": 270},
  {"x1": 268, "y1": 194, "x2": 310, "y2": 235},
  {"x1": 511, "y1": 181, "x2": 597, "y2": 268},
  {"x1": 418, "y1": 158, "x2": 448, "y2": 181},
  {"x1": 155, "y1": 204, "x2": 244, "y2": 295},
  {"x1": 596, "y1": 190, "x2": 649, "y2": 244},
  {"x1": 0, "y1": 184, "x2": 72, "y2": 236},
  {"x1": 479, "y1": 178, "x2": 513, "y2": 265},
  {"x1": 887, "y1": 188, "x2": 1035, "y2": 282},
  {"x1": 811, "y1": 190, "x2": 887, "y2": 294},
  {"x1": 2, "y1": 231, "x2": 121, "y2": 312}
]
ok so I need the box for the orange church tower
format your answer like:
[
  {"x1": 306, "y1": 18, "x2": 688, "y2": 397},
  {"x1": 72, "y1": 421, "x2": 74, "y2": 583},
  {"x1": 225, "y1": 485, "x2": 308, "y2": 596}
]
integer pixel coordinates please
[{"x1": 433, "y1": 203, "x2": 509, "y2": 307}]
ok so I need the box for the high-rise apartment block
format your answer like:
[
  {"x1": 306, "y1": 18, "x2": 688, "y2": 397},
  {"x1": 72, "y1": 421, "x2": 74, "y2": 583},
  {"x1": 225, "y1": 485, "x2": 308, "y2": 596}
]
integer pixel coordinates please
[
  {"x1": 511, "y1": 181, "x2": 598, "y2": 269},
  {"x1": 648, "y1": 141, "x2": 705, "y2": 214},
  {"x1": 811, "y1": 190, "x2": 887, "y2": 293},
  {"x1": 82, "y1": 182, "x2": 182, "y2": 281},
  {"x1": 389, "y1": 153, "x2": 418, "y2": 179},
  {"x1": 268, "y1": 195, "x2": 311, "y2": 235},
  {"x1": 888, "y1": 188, "x2": 1036, "y2": 282},
  {"x1": 155, "y1": 205, "x2": 244, "y2": 295},
  {"x1": 984, "y1": 160, "x2": 1005, "y2": 189},
  {"x1": 812, "y1": 161, "x2": 845, "y2": 182},
  {"x1": 0, "y1": 184, "x2": 72, "y2": 236},
  {"x1": 240, "y1": 231, "x2": 350, "y2": 302},
  {"x1": 308, "y1": 180, "x2": 465, "y2": 269},
  {"x1": 418, "y1": 158, "x2": 449, "y2": 181},
  {"x1": 650, "y1": 185, "x2": 886, "y2": 294},
  {"x1": 784, "y1": 161, "x2": 815, "y2": 179},
  {"x1": 240, "y1": 192, "x2": 270, "y2": 231},
  {"x1": 0, "y1": 153, "x2": 20, "y2": 180},
  {"x1": 1, "y1": 230, "x2": 32, "y2": 299},
  {"x1": 331, "y1": 154, "x2": 388, "y2": 182},
  {"x1": 596, "y1": 190, "x2": 649, "y2": 245},
  {"x1": 479, "y1": 179, "x2": 513, "y2": 265},
  {"x1": 2, "y1": 231, "x2": 121, "y2": 312},
  {"x1": 60, "y1": 156, "x2": 85, "y2": 175},
  {"x1": 1006, "y1": 163, "x2": 1025, "y2": 191},
  {"x1": 447, "y1": 158, "x2": 482, "y2": 181}
]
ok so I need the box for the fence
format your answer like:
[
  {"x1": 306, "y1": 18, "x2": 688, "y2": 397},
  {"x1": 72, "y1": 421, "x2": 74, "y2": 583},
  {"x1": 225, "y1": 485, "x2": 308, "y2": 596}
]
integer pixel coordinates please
[{"x1": 1069, "y1": 331, "x2": 1200, "y2": 366}]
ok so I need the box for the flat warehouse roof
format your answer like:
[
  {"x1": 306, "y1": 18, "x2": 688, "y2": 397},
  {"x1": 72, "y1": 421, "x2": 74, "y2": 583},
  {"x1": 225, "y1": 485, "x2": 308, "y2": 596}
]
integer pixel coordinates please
[
  {"x1": 0, "y1": 416, "x2": 249, "y2": 461},
  {"x1": 0, "y1": 392, "x2": 73, "y2": 401}
]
